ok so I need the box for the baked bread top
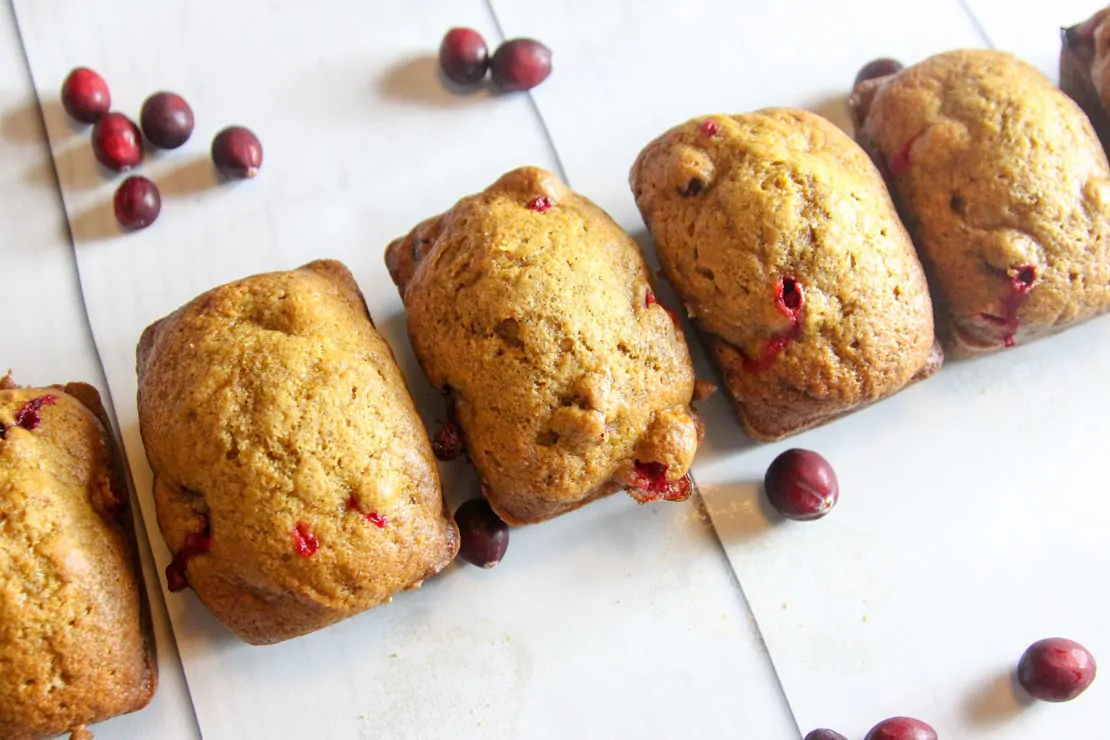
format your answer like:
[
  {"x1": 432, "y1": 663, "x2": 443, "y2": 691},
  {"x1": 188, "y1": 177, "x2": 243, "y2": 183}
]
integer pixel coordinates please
[
  {"x1": 852, "y1": 49, "x2": 1110, "y2": 351},
  {"x1": 136, "y1": 260, "x2": 458, "y2": 644},
  {"x1": 386, "y1": 167, "x2": 700, "y2": 524},
  {"x1": 1, "y1": 378, "x2": 156, "y2": 739},
  {"x1": 630, "y1": 108, "x2": 937, "y2": 436}
]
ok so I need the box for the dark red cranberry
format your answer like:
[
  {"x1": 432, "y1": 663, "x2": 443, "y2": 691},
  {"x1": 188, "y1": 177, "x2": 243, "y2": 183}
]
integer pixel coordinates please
[
  {"x1": 805, "y1": 731, "x2": 848, "y2": 740},
  {"x1": 777, "y1": 276, "x2": 804, "y2": 315},
  {"x1": 113, "y1": 176, "x2": 161, "y2": 231},
  {"x1": 854, "y1": 58, "x2": 904, "y2": 88},
  {"x1": 455, "y1": 498, "x2": 509, "y2": 568},
  {"x1": 433, "y1": 421, "x2": 464, "y2": 461},
  {"x1": 166, "y1": 516, "x2": 212, "y2": 593},
  {"x1": 140, "y1": 92, "x2": 195, "y2": 149},
  {"x1": 61, "y1": 67, "x2": 111, "y2": 124},
  {"x1": 1013, "y1": 265, "x2": 1037, "y2": 294},
  {"x1": 15, "y1": 395, "x2": 58, "y2": 431},
  {"x1": 764, "y1": 449, "x2": 839, "y2": 521},
  {"x1": 439, "y1": 27, "x2": 489, "y2": 86},
  {"x1": 211, "y1": 126, "x2": 263, "y2": 179},
  {"x1": 1018, "y1": 638, "x2": 1097, "y2": 702},
  {"x1": 490, "y1": 38, "x2": 552, "y2": 92},
  {"x1": 700, "y1": 119, "x2": 720, "y2": 137},
  {"x1": 92, "y1": 112, "x2": 143, "y2": 171},
  {"x1": 628, "y1": 461, "x2": 692, "y2": 503},
  {"x1": 864, "y1": 717, "x2": 937, "y2": 740},
  {"x1": 292, "y1": 521, "x2": 319, "y2": 557}
]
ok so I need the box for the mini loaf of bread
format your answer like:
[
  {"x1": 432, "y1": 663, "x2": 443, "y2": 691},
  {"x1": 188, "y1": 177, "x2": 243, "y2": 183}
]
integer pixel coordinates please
[
  {"x1": 1, "y1": 375, "x2": 157, "y2": 740},
  {"x1": 850, "y1": 49, "x2": 1110, "y2": 354},
  {"x1": 136, "y1": 260, "x2": 458, "y2": 645},
  {"x1": 630, "y1": 109, "x2": 940, "y2": 441},
  {"x1": 1061, "y1": 8, "x2": 1110, "y2": 150},
  {"x1": 385, "y1": 166, "x2": 702, "y2": 525}
]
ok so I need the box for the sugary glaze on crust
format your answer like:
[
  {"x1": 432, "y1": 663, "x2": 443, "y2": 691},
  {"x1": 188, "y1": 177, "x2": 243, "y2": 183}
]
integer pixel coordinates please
[
  {"x1": 386, "y1": 167, "x2": 701, "y2": 524},
  {"x1": 851, "y1": 49, "x2": 1110, "y2": 355},
  {"x1": 630, "y1": 108, "x2": 939, "y2": 441},
  {"x1": 136, "y1": 260, "x2": 458, "y2": 645},
  {"x1": 0, "y1": 380, "x2": 156, "y2": 740}
]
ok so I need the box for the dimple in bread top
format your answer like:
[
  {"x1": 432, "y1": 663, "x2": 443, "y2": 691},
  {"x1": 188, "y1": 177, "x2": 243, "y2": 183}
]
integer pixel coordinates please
[{"x1": 386, "y1": 167, "x2": 702, "y2": 524}]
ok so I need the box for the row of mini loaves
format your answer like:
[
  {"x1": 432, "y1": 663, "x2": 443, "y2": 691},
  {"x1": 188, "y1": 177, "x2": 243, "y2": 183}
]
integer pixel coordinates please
[{"x1": 5, "y1": 43, "x2": 1110, "y2": 738}]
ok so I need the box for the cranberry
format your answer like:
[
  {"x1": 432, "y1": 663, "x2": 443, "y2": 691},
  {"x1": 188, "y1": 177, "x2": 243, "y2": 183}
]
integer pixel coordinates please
[
  {"x1": 864, "y1": 717, "x2": 937, "y2": 740},
  {"x1": 490, "y1": 38, "x2": 552, "y2": 92},
  {"x1": 887, "y1": 134, "x2": 919, "y2": 179},
  {"x1": 211, "y1": 126, "x2": 263, "y2": 179},
  {"x1": 366, "y1": 512, "x2": 388, "y2": 528},
  {"x1": 439, "y1": 27, "x2": 489, "y2": 86},
  {"x1": 455, "y1": 498, "x2": 509, "y2": 568},
  {"x1": 764, "y1": 449, "x2": 839, "y2": 521},
  {"x1": 527, "y1": 195, "x2": 553, "y2": 213},
  {"x1": 15, "y1": 395, "x2": 57, "y2": 432},
  {"x1": 700, "y1": 119, "x2": 720, "y2": 137},
  {"x1": 433, "y1": 421, "x2": 464, "y2": 461},
  {"x1": 166, "y1": 516, "x2": 212, "y2": 593},
  {"x1": 1012, "y1": 265, "x2": 1036, "y2": 294},
  {"x1": 1018, "y1": 638, "x2": 1097, "y2": 702},
  {"x1": 628, "y1": 461, "x2": 692, "y2": 504},
  {"x1": 777, "y1": 276, "x2": 804, "y2": 315},
  {"x1": 61, "y1": 67, "x2": 111, "y2": 124},
  {"x1": 854, "y1": 58, "x2": 904, "y2": 88},
  {"x1": 805, "y1": 731, "x2": 848, "y2": 740},
  {"x1": 140, "y1": 92, "x2": 195, "y2": 149},
  {"x1": 92, "y1": 112, "x2": 143, "y2": 171},
  {"x1": 292, "y1": 521, "x2": 319, "y2": 557},
  {"x1": 113, "y1": 176, "x2": 161, "y2": 231}
]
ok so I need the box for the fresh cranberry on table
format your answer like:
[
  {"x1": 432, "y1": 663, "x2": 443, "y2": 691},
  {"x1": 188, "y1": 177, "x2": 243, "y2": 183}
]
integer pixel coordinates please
[
  {"x1": 455, "y1": 498, "x2": 509, "y2": 568},
  {"x1": 113, "y1": 176, "x2": 161, "y2": 231},
  {"x1": 211, "y1": 125, "x2": 263, "y2": 179},
  {"x1": 1018, "y1": 637, "x2": 1097, "y2": 702},
  {"x1": 140, "y1": 91, "x2": 195, "y2": 149},
  {"x1": 490, "y1": 38, "x2": 552, "y2": 92},
  {"x1": 61, "y1": 67, "x2": 111, "y2": 123},
  {"x1": 763, "y1": 448, "x2": 839, "y2": 521},
  {"x1": 804, "y1": 730, "x2": 847, "y2": 740},
  {"x1": 432, "y1": 421, "x2": 464, "y2": 461},
  {"x1": 439, "y1": 27, "x2": 489, "y2": 86},
  {"x1": 92, "y1": 112, "x2": 143, "y2": 171},
  {"x1": 854, "y1": 58, "x2": 904, "y2": 88},
  {"x1": 864, "y1": 716, "x2": 938, "y2": 740}
]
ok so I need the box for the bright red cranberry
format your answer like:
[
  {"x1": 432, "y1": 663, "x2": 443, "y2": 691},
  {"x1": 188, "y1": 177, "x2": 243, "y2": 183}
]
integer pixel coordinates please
[
  {"x1": 527, "y1": 195, "x2": 553, "y2": 213},
  {"x1": 293, "y1": 521, "x2": 319, "y2": 557},
  {"x1": 433, "y1": 421, "x2": 464, "y2": 461},
  {"x1": 864, "y1": 717, "x2": 937, "y2": 740},
  {"x1": 92, "y1": 112, "x2": 143, "y2": 171},
  {"x1": 854, "y1": 58, "x2": 904, "y2": 88},
  {"x1": 61, "y1": 67, "x2": 111, "y2": 124},
  {"x1": 490, "y1": 38, "x2": 552, "y2": 92},
  {"x1": 1018, "y1": 638, "x2": 1097, "y2": 702},
  {"x1": 166, "y1": 516, "x2": 212, "y2": 593},
  {"x1": 439, "y1": 27, "x2": 489, "y2": 86},
  {"x1": 628, "y1": 461, "x2": 693, "y2": 503},
  {"x1": 366, "y1": 512, "x2": 388, "y2": 528},
  {"x1": 645, "y1": 290, "x2": 657, "y2": 308},
  {"x1": 15, "y1": 395, "x2": 58, "y2": 432},
  {"x1": 700, "y1": 119, "x2": 720, "y2": 137},
  {"x1": 113, "y1": 176, "x2": 161, "y2": 231},
  {"x1": 1013, "y1": 265, "x2": 1037, "y2": 294},
  {"x1": 455, "y1": 498, "x2": 509, "y2": 568},
  {"x1": 805, "y1": 731, "x2": 848, "y2": 740},
  {"x1": 764, "y1": 449, "x2": 839, "y2": 521},
  {"x1": 140, "y1": 92, "x2": 195, "y2": 149},
  {"x1": 887, "y1": 134, "x2": 919, "y2": 179},
  {"x1": 211, "y1": 126, "x2": 263, "y2": 179}
]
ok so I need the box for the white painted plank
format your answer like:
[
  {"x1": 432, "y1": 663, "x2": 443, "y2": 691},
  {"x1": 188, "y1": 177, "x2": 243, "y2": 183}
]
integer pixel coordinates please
[
  {"x1": 0, "y1": 3, "x2": 198, "y2": 738},
  {"x1": 492, "y1": 0, "x2": 1110, "y2": 737},
  {"x1": 12, "y1": 1, "x2": 792, "y2": 737}
]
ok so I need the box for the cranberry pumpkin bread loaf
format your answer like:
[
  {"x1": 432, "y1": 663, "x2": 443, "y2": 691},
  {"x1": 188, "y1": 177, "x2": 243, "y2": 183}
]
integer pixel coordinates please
[
  {"x1": 630, "y1": 109, "x2": 940, "y2": 441},
  {"x1": 1, "y1": 375, "x2": 157, "y2": 740},
  {"x1": 385, "y1": 166, "x2": 702, "y2": 525},
  {"x1": 1062, "y1": 8, "x2": 1110, "y2": 151},
  {"x1": 136, "y1": 260, "x2": 458, "y2": 645},
  {"x1": 850, "y1": 49, "x2": 1110, "y2": 354}
]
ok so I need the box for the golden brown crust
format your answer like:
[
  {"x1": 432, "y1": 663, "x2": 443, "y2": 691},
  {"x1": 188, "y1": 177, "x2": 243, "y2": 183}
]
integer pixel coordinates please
[
  {"x1": 630, "y1": 109, "x2": 939, "y2": 441},
  {"x1": 851, "y1": 49, "x2": 1110, "y2": 356},
  {"x1": 386, "y1": 167, "x2": 700, "y2": 524},
  {"x1": 136, "y1": 260, "x2": 458, "y2": 645},
  {"x1": 1, "y1": 383, "x2": 156, "y2": 739}
]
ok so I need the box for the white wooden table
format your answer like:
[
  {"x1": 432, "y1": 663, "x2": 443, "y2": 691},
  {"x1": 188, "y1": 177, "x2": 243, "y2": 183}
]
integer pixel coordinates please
[{"x1": 3, "y1": 1, "x2": 1108, "y2": 738}]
